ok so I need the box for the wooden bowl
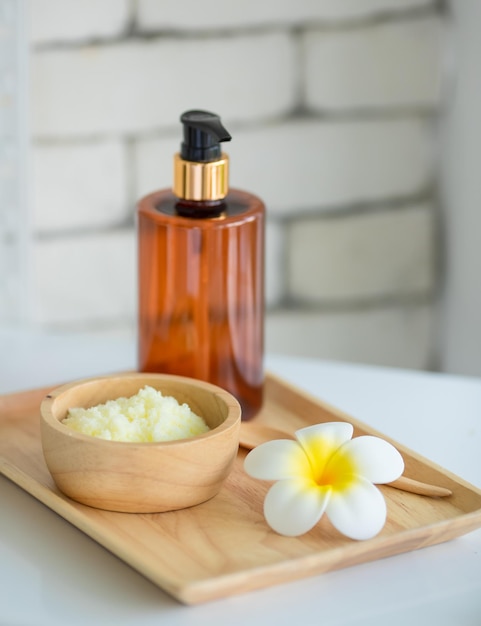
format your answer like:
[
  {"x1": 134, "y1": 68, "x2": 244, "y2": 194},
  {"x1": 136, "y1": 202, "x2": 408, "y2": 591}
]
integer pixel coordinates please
[{"x1": 40, "y1": 373, "x2": 241, "y2": 513}]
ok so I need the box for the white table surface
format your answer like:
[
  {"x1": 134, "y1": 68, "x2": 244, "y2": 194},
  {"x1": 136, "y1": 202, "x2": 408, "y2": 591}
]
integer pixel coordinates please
[{"x1": 1, "y1": 327, "x2": 480, "y2": 626}]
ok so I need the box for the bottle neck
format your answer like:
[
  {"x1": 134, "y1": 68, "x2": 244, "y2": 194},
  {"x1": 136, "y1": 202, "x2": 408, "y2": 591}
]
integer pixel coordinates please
[{"x1": 175, "y1": 198, "x2": 226, "y2": 218}]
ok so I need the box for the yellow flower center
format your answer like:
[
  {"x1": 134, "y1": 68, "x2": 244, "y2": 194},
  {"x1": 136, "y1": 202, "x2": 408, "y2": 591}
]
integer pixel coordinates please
[
  {"x1": 303, "y1": 438, "x2": 358, "y2": 492},
  {"x1": 320, "y1": 452, "x2": 357, "y2": 490}
]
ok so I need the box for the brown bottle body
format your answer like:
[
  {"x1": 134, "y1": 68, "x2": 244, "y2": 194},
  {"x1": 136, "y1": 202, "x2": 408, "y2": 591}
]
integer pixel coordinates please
[{"x1": 137, "y1": 188, "x2": 265, "y2": 420}]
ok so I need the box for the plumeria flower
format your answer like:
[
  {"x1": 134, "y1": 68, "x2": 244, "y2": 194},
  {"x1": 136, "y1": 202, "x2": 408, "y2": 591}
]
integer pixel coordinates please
[{"x1": 244, "y1": 422, "x2": 404, "y2": 540}]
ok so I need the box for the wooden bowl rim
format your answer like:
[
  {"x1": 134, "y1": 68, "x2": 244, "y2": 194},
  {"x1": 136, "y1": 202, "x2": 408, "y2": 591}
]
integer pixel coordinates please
[{"x1": 40, "y1": 373, "x2": 241, "y2": 448}]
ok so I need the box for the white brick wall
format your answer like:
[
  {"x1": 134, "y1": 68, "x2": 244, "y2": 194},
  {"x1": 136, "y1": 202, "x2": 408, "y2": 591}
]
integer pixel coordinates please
[
  {"x1": 137, "y1": 0, "x2": 435, "y2": 30},
  {"x1": 32, "y1": 140, "x2": 128, "y2": 233},
  {"x1": 12, "y1": 0, "x2": 448, "y2": 372},
  {"x1": 266, "y1": 304, "x2": 434, "y2": 369},
  {"x1": 287, "y1": 203, "x2": 435, "y2": 303},
  {"x1": 31, "y1": 32, "x2": 296, "y2": 137},
  {"x1": 304, "y1": 17, "x2": 445, "y2": 110},
  {"x1": 265, "y1": 219, "x2": 286, "y2": 307},
  {"x1": 133, "y1": 133, "x2": 178, "y2": 197},
  {"x1": 230, "y1": 119, "x2": 433, "y2": 213},
  {"x1": 32, "y1": 230, "x2": 135, "y2": 325},
  {"x1": 0, "y1": 239, "x2": 18, "y2": 320},
  {"x1": 29, "y1": 0, "x2": 132, "y2": 44},
  {"x1": 0, "y1": 0, "x2": 29, "y2": 324}
]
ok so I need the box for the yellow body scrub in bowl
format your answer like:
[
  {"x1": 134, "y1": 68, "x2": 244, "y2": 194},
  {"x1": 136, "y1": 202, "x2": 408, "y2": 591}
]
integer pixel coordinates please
[
  {"x1": 62, "y1": 385, "x2": 211, "y2": 443},
  {"x1": 40, "y1": 373, "x2": 241, "y2": 513}
]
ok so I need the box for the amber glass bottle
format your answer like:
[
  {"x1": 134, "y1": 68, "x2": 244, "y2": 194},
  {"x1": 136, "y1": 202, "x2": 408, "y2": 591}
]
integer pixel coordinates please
[{"x1": 137, "y1": 111, "x2": 265, "y2": 420}]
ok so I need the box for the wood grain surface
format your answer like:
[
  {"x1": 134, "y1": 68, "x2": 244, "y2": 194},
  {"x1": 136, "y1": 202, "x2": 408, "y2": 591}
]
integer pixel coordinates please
[{"x1": 1, "y1": 373, "x2": 481, "y2": 605}]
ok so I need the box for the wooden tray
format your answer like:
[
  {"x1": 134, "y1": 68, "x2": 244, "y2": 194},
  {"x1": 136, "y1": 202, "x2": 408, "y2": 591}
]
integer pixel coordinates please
[{"x1": 1, "y1": 373, "x2": 481, "y2": 605}]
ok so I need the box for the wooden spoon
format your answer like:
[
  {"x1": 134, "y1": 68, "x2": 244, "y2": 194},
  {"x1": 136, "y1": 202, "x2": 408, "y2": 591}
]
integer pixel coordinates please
[{"x1": 239, "y1": 422, "x2": 452, "y2": 498}]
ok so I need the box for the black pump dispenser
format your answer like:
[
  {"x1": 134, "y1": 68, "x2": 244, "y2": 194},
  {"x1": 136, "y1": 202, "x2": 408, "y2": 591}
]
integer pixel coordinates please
[{"x1": 180, "y1": 110, "x2": 231, "y2": 163}]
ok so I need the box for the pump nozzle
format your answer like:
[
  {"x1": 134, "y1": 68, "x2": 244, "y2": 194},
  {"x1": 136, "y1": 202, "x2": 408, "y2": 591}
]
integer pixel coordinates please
[
  {"x1": 173, "y1": 109, "x2": 231, "y2": 202},
  {"x1": 180, "y1": 110, "x2": 231, "y2": 162}
]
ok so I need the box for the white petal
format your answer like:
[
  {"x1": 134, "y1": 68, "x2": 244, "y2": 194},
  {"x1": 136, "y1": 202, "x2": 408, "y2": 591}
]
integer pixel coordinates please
[
  {"x1": 295, "y1": 422, "x2": 354, "y2": 450},
  {"x1": 295, "y1": 422, "x2": 354, "y2": 477},
  {"x1": 326, "y1": 476, "x2": 387, "y2": 540},
  {"x1": 263, "y1": 479, "x2": 331, "y2": 536},
  {"x1": 244, "y1": 440, "x2": 311, "y2": 481},
  {"x1": 330, "y1": 436, "x2": 404, "y2": 484}
]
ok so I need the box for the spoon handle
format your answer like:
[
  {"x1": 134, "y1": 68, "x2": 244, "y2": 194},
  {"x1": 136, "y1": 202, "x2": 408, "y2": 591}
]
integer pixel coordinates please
[
  {"x1": 387, "y1": 476, "x2": 451, "y2": 497},
  {"x1": 239, "y1": 422, "x2": 452, "y2": 498}
]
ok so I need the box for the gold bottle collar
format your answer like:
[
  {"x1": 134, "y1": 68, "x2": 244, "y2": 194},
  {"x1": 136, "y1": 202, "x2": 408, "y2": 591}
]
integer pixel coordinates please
[{"x1": 173, "y1": 153, "x2": 229, "y2": 201}]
